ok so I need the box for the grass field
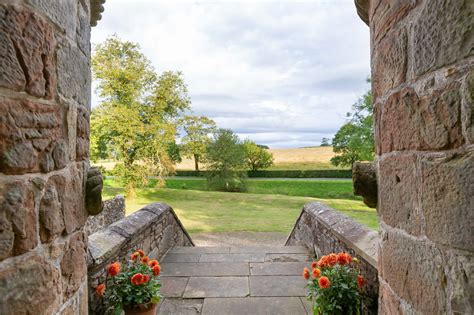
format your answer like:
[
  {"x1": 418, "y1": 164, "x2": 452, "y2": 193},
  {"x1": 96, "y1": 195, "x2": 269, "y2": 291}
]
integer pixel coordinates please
[
  {"x1": 95, "y1": 146, "x2": 347, "y2": 171},
  {"x1": 103, "y1": 178, "x2": 377, "y2": 232}
]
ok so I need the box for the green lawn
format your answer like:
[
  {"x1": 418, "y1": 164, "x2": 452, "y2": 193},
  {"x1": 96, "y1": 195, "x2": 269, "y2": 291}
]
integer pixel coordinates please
[{"x1": 103, "y1": 178, "x2": 378, "y2": 232}]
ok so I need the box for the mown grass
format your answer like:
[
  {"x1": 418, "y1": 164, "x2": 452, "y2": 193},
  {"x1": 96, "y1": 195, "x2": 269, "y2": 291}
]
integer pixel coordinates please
[{"x1": 103, "y1": 178, "x2": 377, "y2": 232}]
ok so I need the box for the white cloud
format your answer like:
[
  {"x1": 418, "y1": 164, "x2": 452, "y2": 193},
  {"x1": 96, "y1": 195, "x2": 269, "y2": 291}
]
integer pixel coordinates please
[{"x1": 91, "y1": 0, "x2": 370, "y2": 148}]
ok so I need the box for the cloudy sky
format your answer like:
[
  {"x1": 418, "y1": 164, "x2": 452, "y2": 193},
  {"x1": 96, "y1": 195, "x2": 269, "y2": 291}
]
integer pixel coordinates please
[{"x1": 91, "y1": 0, "x2": 370, "y2": 148}]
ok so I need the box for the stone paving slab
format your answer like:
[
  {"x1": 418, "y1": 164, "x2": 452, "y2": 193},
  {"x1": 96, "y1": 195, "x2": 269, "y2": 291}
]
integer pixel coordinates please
[
  {"x1": 183, "y1": 276, "x2": 249, "y2": 298},
  {"x1": 162, "y1": 253, "x2": 201, "y2": 263},
  {"x1": 230, "y1": 246, "x2": 307, "y2": 254},
  {"x1": 161, "y1": 277, "x2": 189, "y2": 297},
  {"x1": 249, "y1": 276, "x2": 307, "y2": 297},
  {"x1": 250, "y1": 262, "x2": 307, "y2": 276},
  {"x1": 301, "y1": 297, "x2": 313, "y2": 314},
  {"x1": 161, "y1": 262, "x2": 249, "y2": 277},
  {"x1": 158, "y1": 298, "x2": 204, "y2": 315},
  {"x1": 169, "y1": 246, "x2": 230, "y2": 254},
  {"x1": 265, "y1": 253, "x2": 311, "y2": 262},
  {"x1": 201, "y1": 297, "x2": 308, "y2": 315},
  {"x1": 199, "y1": 253, "x2": 265, "y2": 263}
]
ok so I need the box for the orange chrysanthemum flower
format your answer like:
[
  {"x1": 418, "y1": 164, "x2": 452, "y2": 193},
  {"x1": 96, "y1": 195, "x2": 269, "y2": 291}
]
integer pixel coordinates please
[
  {"x1": 141, "y1": 256, "x2": 150, "y2": 264},
  {"x1": 311, "y1": 261, "x2": 318, "y2": 269},
  {"x1": 131, "y1": 273, "x2": 145, "y2": 285},
  {"x1": 106, "y1": 262, "x2": 121, "y2": 277},
  {"x1": 303, "y1": 267, "x2": 310, "y2": 280},
  {"x1": 143, "y1": 274, "x2": 150, "y2": 283},
  {"x1": 327, "y1": 254, "x2": 337, "y2": 266},
  {"x1": 148, "y1": 260, "x2": 159, "y2": 268},
  {"x1": 131, "y1": 252, "x2": 140, "y2": 261},
  {"x1": 312, "y1": 268, "x2": 321, "y2": 278},
  {"x1": 318, "y1": 276, "x2": 330, "y2": 289},
  {"x1": 152, "y1": 265, "x2": 161, "y2": 276},
  {"x1": 137, "y1": 249, "x2": 145, "y2": 257},
  {"x1": 95, "y1": 283, "x2": 106, "y2": 296},
  {"x1": 337, "y1": 253, "x2": 348, "y2": 265},
  {"x1": 357, "y1": 275, "x2": 365, "y2": 288},
  {"x1": 346, "y1": 253, "x2": 353, "y2": 263}
]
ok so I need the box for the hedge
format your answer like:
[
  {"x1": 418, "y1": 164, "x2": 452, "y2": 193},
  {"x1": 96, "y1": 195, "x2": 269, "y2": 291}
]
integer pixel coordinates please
[{"x1": 175, "y1": 169, "x2": 352, "y2": 178}]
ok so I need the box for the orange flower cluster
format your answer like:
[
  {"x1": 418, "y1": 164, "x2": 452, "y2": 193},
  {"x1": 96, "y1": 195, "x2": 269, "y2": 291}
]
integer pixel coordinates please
[
  {"x1": 148, "y1": 260, "x2": 159, "y2": 268},
  {"x1": 357, "y1": 275, "x2": 365, "y2": 288},
  {"x1": 317, "y1": 252, "x2": 353, "y2": 268},
  {"x1": 131, "y1": 273, "x2": 151, "y2": 285},
  {"x1": 96, "y1": 283, "x2": 106, "y2": 296},
  {"x1": 106, "y1": 262, "x2": 121, "y2": 277},
  {"x1": 303, "y1": 267, "x2": 310, "y2": 280},
  {"x1": 318, "y1": 276, "x2": 330, "y2": 289},
  {"x1": 152, "y1": 265, "x2": 161, "y2": 276}
]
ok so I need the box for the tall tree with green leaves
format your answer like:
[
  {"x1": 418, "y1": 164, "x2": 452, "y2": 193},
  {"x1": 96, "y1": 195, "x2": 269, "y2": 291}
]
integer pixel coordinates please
[
  {"x1": 179, "y1": 115, "x2": 216, "y2": 171},
  {"x1": 331, "y1": 82, "x2": 374, "y2": 168},
  {"x1": 206, "y1": 129, "x2": 246, "y2": 192},
  {"x1": 91, "y1": 35, "x2": 190, "y2": 195},
  {"x1": 243, "y1": 140, "x2": 274, "y2": 171}
]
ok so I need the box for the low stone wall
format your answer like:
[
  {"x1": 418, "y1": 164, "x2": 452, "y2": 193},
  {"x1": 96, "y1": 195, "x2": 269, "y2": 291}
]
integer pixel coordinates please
[
  {"x1": 286, "y1": 202, "x2": 378, "y2": 314},
  {"x1": 84, "y1": 195, "x2": 126, "y2": 236},
  {"x1": 87, "y1": 202, "x2": 194, "y2": 314}
]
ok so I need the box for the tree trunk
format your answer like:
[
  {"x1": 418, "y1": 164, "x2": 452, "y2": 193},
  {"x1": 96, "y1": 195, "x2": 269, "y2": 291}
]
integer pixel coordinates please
[{"x1": 194, "y1": 154, "x2": 199, "y2": 171}]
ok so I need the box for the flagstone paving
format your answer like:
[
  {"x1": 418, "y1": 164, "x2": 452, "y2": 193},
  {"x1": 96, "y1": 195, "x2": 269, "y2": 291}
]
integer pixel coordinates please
[{"x1": 158, "y1": 246, "x2": 313, "y2": 314}]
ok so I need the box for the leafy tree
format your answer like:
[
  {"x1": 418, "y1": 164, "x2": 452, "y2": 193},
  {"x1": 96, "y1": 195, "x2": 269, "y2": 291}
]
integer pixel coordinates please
[
  {"x1": 179, "y1": 115, "x2": 216, "y2": 171},
  {"x1": 243, "y1": 140, "x2": 274, "y2": 171},
  {"x1": 331, "y1": 83, "x2": 374, "y2": 168},
  {"x1": 320, "y1": 138, "x2": 331, "y2": 147},
  {"x1": 205, "y1": 129, "x2": 246, "y2": 192},
  {"x1": 91, "y1": 35, "x2": 190, "y2": 195}
]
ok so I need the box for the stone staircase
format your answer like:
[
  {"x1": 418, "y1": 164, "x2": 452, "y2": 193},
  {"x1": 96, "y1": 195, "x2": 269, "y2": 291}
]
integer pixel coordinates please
[{"x1": 157, "y1": 246, "x2": 314, "y2": 314}]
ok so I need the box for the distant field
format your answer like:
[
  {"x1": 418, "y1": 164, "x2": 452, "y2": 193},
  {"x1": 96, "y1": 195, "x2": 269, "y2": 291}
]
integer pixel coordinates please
[
  {"x1": 176, "y1": 146, "x2": 343, "y2": 170},
  {"x1": 94, "y1": 146, "x2": 345, "y2": 172}
]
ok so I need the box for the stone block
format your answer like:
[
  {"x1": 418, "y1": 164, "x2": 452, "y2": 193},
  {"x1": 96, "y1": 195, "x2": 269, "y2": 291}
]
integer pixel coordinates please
[
  {"x1": 250, "y1": 262, "x2": 307, "y2": 276},
  {"x1": 161, "y1": 277, "x2": 189, "y2": 298},
  {"x1": 461, "y1": 70, "x2": 474, "y2": 144},
  {"x1": 0, "y1": 254, "x2": 62, "y2": 315},
  {"x1": 0, "y1": 97, "x2": 62, "y2": 175},
  {"x1": 39, "y1": 177, "x2": 65, "y2": 243},
  {"x1": 413, "y1": 0, "x2": 473, "y2": 76},
  {"x1": 158, "y1": 298, "x2": 203, "y2": 315},
  {"x1": 161, "y1": 262, "x2": 249, "y2": 277},
  {"x1": 378, "y1": 86, "x2": 464, "y2": 154},
  {"x1": 183, "y1": 277, "x2": 249, "y2": 298},
  {"x1": 0, "y1": 4, "x2": 56, "y2": 98},
  {"x1": 371, "y1": 26, "x2": 407, "y2": 101},
  {"x1": 61, "y1": 164, "x2": 88, "y2": 234},
  {"x1": 249, "y1": 276, "x2": 306, "y2": 297},
  {"x1": 421, "y1": 151, "x2": 474, "y2": 251},
  {"x1": 202, "y1": 297, "x2": 307, "y2": 315},
  {"x1": 369, "y1": 0, "x2": 419, "y2": 44},
  {"x1": 379, "y1": 230, "x2": 447, "y2": 314},
  {"x1": 109, "y1": 209, "x2": 157, "y2": 238},
  {"x1": 264, "y1": 253, "x2": 310, "y2": 262},
  {"x1": 200, "y1": 253, "x2": 265, "y2": 263},
  {"x1": 76, "y1": 0, "x2": 91, "y2": 56},
  {"x1": 88, "y1": 229, "x2": 126, "y2": 265},
  {"x1": 169, "y1": 246, "x2": 229, "y2": 254},
  {"x1": 162, "y1": 253, "x2": 201, "y2": 263},
  {"x1": 25, "y1": 0, "x2": 77, "y2": 36},
  {"x1": 57, "y1": 40, "x2": 91, "y2": 108},
  {"x1": 0, "y1": 180, "x2": 37, "y2": 258},
  {"x1": 61, "y1": 231, "x2": 87, "y2": 299},
  {"x1": 230, "y1": 246, "x2": 307, "y2": 254},
  {"x1": 378, "y1": 153, "x2": 422, "y2": 236},
  {"x1": 444, "y1": 252, "x2": 474, "y2": 314}
]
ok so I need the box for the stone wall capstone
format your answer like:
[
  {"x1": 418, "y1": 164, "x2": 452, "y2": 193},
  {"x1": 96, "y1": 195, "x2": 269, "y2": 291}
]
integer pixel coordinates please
[
  {"x1": 84, "y1": 195, "x2": 125, "y2": 236},
  {"x1": 355, "y1": 0, "x2": 474, "y2": 313},
  {"x1": 87, "y1": 202, "x2": 194, "y2": 314},
  {"x1": 286, "y1": 202, "x2": 378, "y2": 314},
  {"x1": 0, "y1": 1, "x2": 97, "y2": 314}
]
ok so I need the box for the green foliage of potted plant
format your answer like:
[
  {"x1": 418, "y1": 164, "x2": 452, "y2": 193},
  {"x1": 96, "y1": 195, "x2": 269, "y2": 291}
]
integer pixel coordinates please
[
  {"x1": 303, "y1": 252, "x2": 366, "y2": 315},
  {"x1": 95, "y1": 250, "x2": 162, "y2": 315}
]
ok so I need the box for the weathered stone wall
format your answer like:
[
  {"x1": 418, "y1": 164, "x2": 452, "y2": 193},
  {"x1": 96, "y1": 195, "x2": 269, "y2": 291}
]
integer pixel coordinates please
[
  {"x1": 286, "y1": 202, "x2": 379, "y2": 313},
  {"x1": 84, "y1": 195, "x2": 125, "y2": 236},
  {"x1": 87, "y1": 202, "x2": 194, "y2": 314},
  {"x1": 356, "y1": 0, "x2": 473, "y2": 313},
  {"x1": 0, "y1": 1, "x2": 94, "y2": 313}
]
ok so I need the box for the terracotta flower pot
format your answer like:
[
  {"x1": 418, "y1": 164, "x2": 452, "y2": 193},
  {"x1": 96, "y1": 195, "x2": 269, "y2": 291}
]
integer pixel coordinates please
[{"x1": 123, "y1": 303, "x2": 158, "y2": 315}]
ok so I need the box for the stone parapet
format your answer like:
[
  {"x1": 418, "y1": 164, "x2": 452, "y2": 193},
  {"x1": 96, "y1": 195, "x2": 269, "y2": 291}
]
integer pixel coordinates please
[
  {"x1": 84, "y1": 195, "x2": 125, "y2": 236},
  {"x1": 286, "y1": 202, "x2": 378, "y2": 313},
  {"x1": 87, "y1": 202, "x2": 194, "y2": 314}
]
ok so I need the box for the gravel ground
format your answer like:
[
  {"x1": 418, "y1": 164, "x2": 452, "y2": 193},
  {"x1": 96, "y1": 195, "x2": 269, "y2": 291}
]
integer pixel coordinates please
[{"x1": 190, "y1": 232, "x2": 289, "y2": 247}]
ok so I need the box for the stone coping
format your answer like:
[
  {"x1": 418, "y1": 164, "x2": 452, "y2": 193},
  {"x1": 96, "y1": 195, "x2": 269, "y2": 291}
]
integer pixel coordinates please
[
  {"x1": 88, "y1": 202, "x2": 194, "y2": 267},
  {"x1": 286, "y1": 202, "x2": 378, "y2": 268}
]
